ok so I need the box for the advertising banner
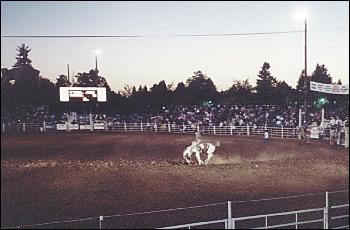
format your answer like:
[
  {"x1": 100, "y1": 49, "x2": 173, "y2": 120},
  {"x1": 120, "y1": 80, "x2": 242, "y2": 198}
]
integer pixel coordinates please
[
  {"x1": 56, "y1": 124, "x2": 67, "y2": 130},
  {"x1": 80, "y1": 125, "x2": 92, "y2": 130},
  {"x1": 310, "y1": 81, "x2": 349, "y2": 95},
  {"x1": 93, "y1": 123, "x2": 105, "y2": 130},
  {"x1": 69, "y1": 124, "x2": 79, "y2": 130}
]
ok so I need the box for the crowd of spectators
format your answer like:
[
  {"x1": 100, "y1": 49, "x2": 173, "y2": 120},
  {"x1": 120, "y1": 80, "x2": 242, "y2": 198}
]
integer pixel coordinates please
[
  {"x1": 1, "y1": 105, "x2": 51, "y2": 124},
  {"x1": 1, "y1": 104, "x2": 348, "y2": 128}
]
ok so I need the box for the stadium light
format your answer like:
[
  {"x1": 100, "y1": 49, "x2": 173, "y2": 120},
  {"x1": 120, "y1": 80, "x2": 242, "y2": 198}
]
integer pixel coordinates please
[
  {"x1": 94, "y1": 47, "x2": 101, "y2": 56},
  {"x1": 294, "y1": 8, "x2": 308, "y2": 21}
]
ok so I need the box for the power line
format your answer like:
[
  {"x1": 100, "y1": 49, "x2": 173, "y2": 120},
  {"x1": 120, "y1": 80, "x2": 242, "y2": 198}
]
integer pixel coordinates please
[{"x1": 1, "y1": 27, "x2": 347, "y2": 38}]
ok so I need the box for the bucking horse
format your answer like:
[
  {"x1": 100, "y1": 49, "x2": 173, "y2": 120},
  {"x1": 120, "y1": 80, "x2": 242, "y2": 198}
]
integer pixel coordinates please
[{"x1": 182, "y1": 141, "x2": 219, "y2": 165}]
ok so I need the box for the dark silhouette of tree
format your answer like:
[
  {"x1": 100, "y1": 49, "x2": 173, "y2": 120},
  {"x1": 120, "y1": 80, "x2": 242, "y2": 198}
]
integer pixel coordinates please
[
  {"x1": 149, "y1": 80, "x2": 172, "y2": 111},
  {"x1": 173, "y1": 82, "x2": 188, "y2": 106},
  {"x1": 272, "y1": 81, "x2": 295, "y2": 107},
  {"x1": 38, "y1": 77, "x2": 57, "y2": 106},
  {"x1": 13, "y1": 43, "x2": 32, "y2": 68},
  {"x1": 256, "y1": 62, "x2": 277, "y2": 104},
  {"x1": 186, "y1": 71, "x2": 218, "y2": 105},
  {"x1": 73, "y1": 69, "x2": 111, "y2": 91},
  {"x1": 296, "y1": 70, "x2": 307, "y2": 92},
  {"x1": 310, "y1": 64, "x2": 332, "y2": 84},
  {"x1": 220, "y1": 79, "x2": 253, "y2": 105},
  {"x1": 1, "y1": 44, "x2": 43, "y2": 105},
  {"x1": 309, "y1": 64, "x2": 333, "y2": 110},
  {"x1": 122, "y1": 84, "x2": 133, "y2": 97},
  {"x1": 127, "y1": 85, "x2": 150, "y2": 113},
  {"x1": 55, "y1": 74, "x2": 71, "y2": 87}
]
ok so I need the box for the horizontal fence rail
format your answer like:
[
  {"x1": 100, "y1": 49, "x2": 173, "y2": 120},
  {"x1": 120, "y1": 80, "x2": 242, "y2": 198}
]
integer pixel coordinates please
[
  {"x1": 0, "y1": 122, "x2": 314, "y2": 140},
  {"x1": 2, "y1": 190, "x2": 348, "y2": 229}
]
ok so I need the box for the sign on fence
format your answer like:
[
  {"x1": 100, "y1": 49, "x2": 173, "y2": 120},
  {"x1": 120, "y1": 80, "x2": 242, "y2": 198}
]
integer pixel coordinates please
[
  {"x1": 56, "y1": 124, "x2": 67, "y2": 130},
  {"x1": 80, "y1": 125, "x2": 91, "y2": 130},
  {"x1": 93, "y1": 123, "x2": 105, "y2": 130},
  {"x1": 69, "y1": 123, "x2": 79, "y2": 130}
]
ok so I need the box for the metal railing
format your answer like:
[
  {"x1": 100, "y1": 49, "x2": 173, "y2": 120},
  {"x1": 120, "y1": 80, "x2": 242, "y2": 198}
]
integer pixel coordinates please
[
  {"x1": 330, "y1": 204, "x2": 349, "y2": 229},
  {"x1": 159, "y1": 190, "x2": 348, "y2": 229},
  {"x1": 232, "y1": 207, "x2": 325, "y2": 229},
  {"x1": 1, "y1": 122, "x2": 300, "y2": 139},
  {"x1": 2, "y1": 190, "x2": 348, "y2": 229}
]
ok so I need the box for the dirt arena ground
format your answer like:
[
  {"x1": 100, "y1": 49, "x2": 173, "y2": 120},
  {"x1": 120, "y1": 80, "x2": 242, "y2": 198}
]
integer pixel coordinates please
[{"x1": 1, "y1": 132, "x2": 349, "y2": 229}]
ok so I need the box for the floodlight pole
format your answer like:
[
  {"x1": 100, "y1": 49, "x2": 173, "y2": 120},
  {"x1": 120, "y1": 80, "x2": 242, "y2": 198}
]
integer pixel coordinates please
[
  {"x1": 67, "y1": 64, "x2": 70, "y2": 85},
  {"x1": 95, "y1": 47, "x2": 98, "y2": 71},
  {"x1": 303, "y1": 19, "x2": 308, "y2": 114}
]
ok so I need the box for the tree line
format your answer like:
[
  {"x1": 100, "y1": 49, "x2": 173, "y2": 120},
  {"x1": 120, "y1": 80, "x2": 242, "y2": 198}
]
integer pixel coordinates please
[{"x1": 1, "y1": 44, "x2": 348, "y2": 116}]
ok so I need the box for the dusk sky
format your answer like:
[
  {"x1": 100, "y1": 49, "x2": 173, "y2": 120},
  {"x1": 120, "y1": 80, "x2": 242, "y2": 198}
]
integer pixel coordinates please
[{"x1": 1, "y1": 1, "x2": 349, "y2": 92}]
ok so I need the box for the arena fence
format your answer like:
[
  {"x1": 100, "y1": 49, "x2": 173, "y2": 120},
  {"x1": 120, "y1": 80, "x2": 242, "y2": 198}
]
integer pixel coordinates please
[
  {"x1": 2, "y1": 190, "x2": 348, "y2": 229},
  {"x1": 2, "y1": 121, "x2": 349, "y2": 146},
  {"x1": 0, "y1": 122, "x2": 302, "y2": 140}
]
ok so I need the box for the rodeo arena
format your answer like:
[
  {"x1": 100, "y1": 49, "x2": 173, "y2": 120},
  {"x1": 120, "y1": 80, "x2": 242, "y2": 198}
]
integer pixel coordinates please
[
  {"x1": 1, "y1": 2, "x2": 349, "y2": 227},
  {"x1": 1, "y1": 81, "x2": 349, "y2": 229}
]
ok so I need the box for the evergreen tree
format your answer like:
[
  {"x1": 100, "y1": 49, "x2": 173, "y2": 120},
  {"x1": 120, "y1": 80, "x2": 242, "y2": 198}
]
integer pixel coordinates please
[
  {"x1": 220, "y1": 79, "x2": 253, "y2": 105},
  {"x1": 55, "y1": 74, "x2": 71, "y2": 87},
  {"x1": 186, "y1": 71, "x2": 218, "y2": 105},
  {"x1": 255, "y1": 62, "x2": 277, "y2": 104},
  {"x1": 13, "y1": 43, "x2": 32, "y2": 68},
  {"x1": 73, "y1": 69, "x2": 111, "y2": 91}
]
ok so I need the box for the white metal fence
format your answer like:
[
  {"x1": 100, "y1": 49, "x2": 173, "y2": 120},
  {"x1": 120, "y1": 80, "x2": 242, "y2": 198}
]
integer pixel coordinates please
[
  {"x1": 158, "y1": 190, "x2": 349, "y2": 230},
  {"x1": 1, "y1": 122, "x2": 300, "y2": 139},
  {"x1": 2, "y1": 190, "x2": 348, "y2": 229}
]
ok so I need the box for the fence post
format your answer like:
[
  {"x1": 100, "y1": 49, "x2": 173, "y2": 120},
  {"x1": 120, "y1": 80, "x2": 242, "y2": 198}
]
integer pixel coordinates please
[
  {"x1": 246, "y1": 124, "x2": 249, "y2": 136},
  {"x1": 321, "y1": 108, "x2": 325, "y2": 124},
  {"x1": 168, "y1": 122, "x2": 171, "y2": 132},
  {"x1": 23, "y1": 123, "x2": 26, "y2": 132},
  {"x1": 141, "y1": 121, "x2": 143, "y2": 131},
  {"x1": 124, "y1": 122, "x2": 127, "y2": 131},
  {"x1": 230, "y1": 126, "x2": 233, "y2": 135},
  {"x1": 197, "y1": 124, "x2": 200, "y2": 133},
  {"x1": 227, "y1": 201, "x2": 232, "y2": 229},
  {"x1": 99, "y1": 215, "x2": 103, "y2": 229},
  {"x1": 345, "y1": 127, "x2": 349, "y2": 148},
  {"x1": 43, "y1": 121, "x2": 46, "y2": 132},
  {"x1": 324, "y1": 191, "x2": 329, "y2": 229},
  {"x1": 154, "y1": 122, "x2": 157, "y2": 132},
  {"x1": 105, "y1": 121, "x2": 108, "y2": 131},
  {"x1": 213, "y1": 126, "x2": 216, "y2": 135},
  {"x1": 281, "y1": 125, "x2": 283, "y2": 138},
  {"x1": 67, "y1": 122, "x2": 71, "y2": 132},
  {"x1": 2, "y1": 123, "x2": 5, "y2": 133}
]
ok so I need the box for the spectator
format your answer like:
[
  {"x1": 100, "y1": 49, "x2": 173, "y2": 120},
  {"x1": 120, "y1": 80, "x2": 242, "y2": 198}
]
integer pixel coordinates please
[{"x1": 264, "y1": 130, "x2": 269, "y2": 144}]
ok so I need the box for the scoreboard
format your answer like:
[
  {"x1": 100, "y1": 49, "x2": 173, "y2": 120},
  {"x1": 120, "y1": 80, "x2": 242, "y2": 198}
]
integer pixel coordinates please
[{"x1": 59, "y1": 87, "x2": 107, "y2": 102}]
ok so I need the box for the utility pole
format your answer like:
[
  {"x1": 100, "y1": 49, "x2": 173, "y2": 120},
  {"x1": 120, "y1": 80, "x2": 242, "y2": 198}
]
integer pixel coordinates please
[
  {"x1": 95, "y1": 47, "x2": 98, "y2": 71},
  {"x1": 67, "y1": 64, "x2": 70, "y2": 86},
  {"x1": 303, "y1": 19, "x2": 308, "y2": 114}
]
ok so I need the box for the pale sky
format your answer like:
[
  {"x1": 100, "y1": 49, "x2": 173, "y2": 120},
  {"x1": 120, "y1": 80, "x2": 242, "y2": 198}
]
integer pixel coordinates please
[{"x1": 1, "y1": 1, "x2": 349, "y2": 92}]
